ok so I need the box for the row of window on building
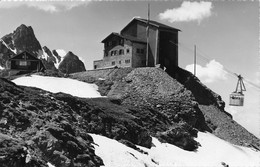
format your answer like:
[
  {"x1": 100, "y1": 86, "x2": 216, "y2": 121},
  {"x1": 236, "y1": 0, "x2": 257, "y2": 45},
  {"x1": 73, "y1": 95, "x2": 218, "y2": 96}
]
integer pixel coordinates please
[
  {"x1": 111, "y1": 59, "x2": 131, "y2": 66},
  {"x1": 110, "y1": 49, "x2": 129, "y2": 56},
  {"x1": 16, "y1": 60, "x2": 30, "y2": 66},
  {"x1": 105, "y1": 39, "x2": 124, "y2": 47},
  {"x1": 106, "y1": 48, "x2": 145, "y2": 57}
]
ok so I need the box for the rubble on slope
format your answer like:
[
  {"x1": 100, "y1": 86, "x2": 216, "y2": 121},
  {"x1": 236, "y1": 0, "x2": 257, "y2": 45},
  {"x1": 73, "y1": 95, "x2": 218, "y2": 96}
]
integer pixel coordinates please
[{"x1": 71, "y1": 67, "x2": 260, "y2": 150}]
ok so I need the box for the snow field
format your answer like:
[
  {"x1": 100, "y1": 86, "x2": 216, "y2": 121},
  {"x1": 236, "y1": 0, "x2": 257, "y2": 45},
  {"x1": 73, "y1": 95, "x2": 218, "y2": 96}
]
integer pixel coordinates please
[
  {"x1": 90, "y1": 132, "x2": 260, "y2": 167},
  {"x1": 12, "y1": 75, "x2": 102, "y2": 98},
  {"x1": 90, "y1": 133, "x2": 156, "y2": 167}
]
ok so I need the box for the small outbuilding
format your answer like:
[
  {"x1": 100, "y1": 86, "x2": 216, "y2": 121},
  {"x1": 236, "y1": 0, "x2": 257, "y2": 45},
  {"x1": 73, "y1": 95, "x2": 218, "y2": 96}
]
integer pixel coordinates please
[{"x1": 8, "y1": 51, "x2": 45, "y2": 72}]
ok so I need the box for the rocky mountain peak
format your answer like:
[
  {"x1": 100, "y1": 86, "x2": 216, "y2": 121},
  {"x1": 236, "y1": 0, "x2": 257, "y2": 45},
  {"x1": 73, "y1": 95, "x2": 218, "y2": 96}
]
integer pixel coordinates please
[
  {"x1": 58, "y1": 51, "x2": 86, "y2": 74},
  {"x1": 0, "y1": 24, "x2": 86, "y2": 73},
  {"x1": 2, "y1": 24, "x2": 41, "y2": 56},
  {"x1": 16, "y1": 24, "x2": 32, "y2": 32},
  {"x1": 67, "y1": 51, "x2": 74, "y2": 55},
  {"x1": 13, "y1": 24, "x2": 41, "y2": 55}
]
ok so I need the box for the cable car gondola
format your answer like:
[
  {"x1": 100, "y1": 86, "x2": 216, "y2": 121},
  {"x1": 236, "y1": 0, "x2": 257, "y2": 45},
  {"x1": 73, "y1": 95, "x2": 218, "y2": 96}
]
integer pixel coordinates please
[{"x1": 229, "y1": 74, "x2": 246, "y2": 106}]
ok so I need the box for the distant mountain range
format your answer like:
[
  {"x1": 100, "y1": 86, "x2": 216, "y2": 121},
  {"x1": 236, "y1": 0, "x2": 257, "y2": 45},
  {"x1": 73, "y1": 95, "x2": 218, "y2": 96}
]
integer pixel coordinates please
[{"x1": 0, "y1": 24, "x2": 86, "y2": 74}]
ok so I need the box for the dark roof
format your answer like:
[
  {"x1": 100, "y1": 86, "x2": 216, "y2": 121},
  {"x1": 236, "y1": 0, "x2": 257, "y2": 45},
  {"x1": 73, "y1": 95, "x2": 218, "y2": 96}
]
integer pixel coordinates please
[
  {"x1": 9, "y1": 50, "x2": 39, "y2": 61},
  {"x1": 121, "y1": 18, "x2": 181, "y2": 33},
  {"x1": 101, "y1": 32, "x2": 146, "y2": 43}
]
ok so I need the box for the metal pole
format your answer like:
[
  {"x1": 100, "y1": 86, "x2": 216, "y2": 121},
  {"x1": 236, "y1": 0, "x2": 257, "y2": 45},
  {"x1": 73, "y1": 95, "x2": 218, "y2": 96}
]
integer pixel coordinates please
[
  {"x1": 146, "y1": 3, "x2": 150, "y2": 67},
  {"x1": 194, "y1": 45, "x2": 196, "y2": 76}
]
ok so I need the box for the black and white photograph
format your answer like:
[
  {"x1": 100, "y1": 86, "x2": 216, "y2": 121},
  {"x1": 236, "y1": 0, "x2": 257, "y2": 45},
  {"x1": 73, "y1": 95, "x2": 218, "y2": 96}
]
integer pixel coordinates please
[{"x1": 0, "y1": 1, "x2": 259, "y2": 167}]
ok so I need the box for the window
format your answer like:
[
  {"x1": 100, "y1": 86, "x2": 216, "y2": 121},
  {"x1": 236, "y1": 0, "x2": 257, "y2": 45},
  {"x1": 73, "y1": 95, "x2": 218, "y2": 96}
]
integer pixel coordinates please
[
  {"x1": 125, "y1": 59, "x2": 130, "y2": 64},
  {"x1": 120, "y1": 39, "x2": 124, "y2": 45},
  {"x1": 111, "y1": 50, "x2": 118, "y2": 56},
  {"x1": 140, "y1": 49, "x2": 144, "y2": 54},
  {"x1": 19, "y1": 61, "x2": 28, "y2": 66},
  {"x1": 119, "y1": 49, "x2": 124, "y2": 55},
  {"x1": 108, "y1": 41, "x2": 112, "y2": 46},
  {"x1": 137, "y1": 48, "x2": 140, "y2": 53},
  {"x1": 94, "y1": 65, "x2": 97, "y2": 69},
  {"x1": 112, "y1": 61, "x2": 115, "y2": 65},
  {"x1": 112, "y1": 41, "x2": 116, "y2": 46},
  {"x1": 126, "y1": 49, "x2": 130, "y2": 54},
  {"x1": 119, "y1": 61, "x2": 121, "y2": 64}
]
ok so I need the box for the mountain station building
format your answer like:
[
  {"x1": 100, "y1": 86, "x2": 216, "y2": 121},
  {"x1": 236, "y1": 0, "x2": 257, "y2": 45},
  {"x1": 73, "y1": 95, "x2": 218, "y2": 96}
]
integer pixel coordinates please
[{"x1": 93, "y1": 18, "x2": 180, "y2": 72}]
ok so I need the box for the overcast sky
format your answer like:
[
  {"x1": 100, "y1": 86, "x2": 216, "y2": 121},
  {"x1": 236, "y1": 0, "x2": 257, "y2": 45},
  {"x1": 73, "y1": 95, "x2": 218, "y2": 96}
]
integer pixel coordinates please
[{"x1": 0, "y1": 1, "x2": 259, "y2": 137}]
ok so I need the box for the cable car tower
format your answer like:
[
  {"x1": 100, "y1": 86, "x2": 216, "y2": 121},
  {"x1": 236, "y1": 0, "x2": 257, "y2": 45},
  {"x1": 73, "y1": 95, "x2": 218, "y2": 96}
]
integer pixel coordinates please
[{"x1": 229, "y1": 74, "x2": 246, "y2": 106}]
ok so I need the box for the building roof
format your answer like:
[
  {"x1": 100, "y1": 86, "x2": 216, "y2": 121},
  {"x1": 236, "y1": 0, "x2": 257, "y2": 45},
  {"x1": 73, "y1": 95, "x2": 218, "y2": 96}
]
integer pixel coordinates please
[
  {"x1": 9, "y1": 50, "x2": 39, "y2": 61},
  {"x1": 101, "y1": 32, "x2": 146, "y2": 43},
  {"x1": 121, "y1": 18, "x2": 181, "y2": 33}
]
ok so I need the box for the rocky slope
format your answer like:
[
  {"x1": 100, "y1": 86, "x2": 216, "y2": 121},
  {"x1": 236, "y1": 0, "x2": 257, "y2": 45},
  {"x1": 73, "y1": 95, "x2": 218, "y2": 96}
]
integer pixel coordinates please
[
  {"x1": 0, "y1": 24, "x2": 86, "y2": 74},
  {"x1": 1, "y1": 67, "x2": 259, "y2": 166},
  {"x1": 0, "y1": 76, "x2": 156, "y2": 166},
  {"x1": 71, "y1": 67, "x2": 260, "y2": 150}
]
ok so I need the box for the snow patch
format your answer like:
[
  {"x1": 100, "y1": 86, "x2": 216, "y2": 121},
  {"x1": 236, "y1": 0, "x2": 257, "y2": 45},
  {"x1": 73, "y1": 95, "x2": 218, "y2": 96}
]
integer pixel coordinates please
[
  {"x1": 55, "y1": 49, "x2": 67, "y2": 57},
  {"x1": 12, "y1": 40, "x2": 17, "y2": 54},
  {"x1": 53, "y1": 58, "x2": 59, "y2": 69},
  {"x1": 90, "y1": 132, "x2": 260, "y2": 167},
  {"x1": 37, "y1": 49, "x2": 48, "y2": 61},
  {"x1": 41, "y1": 49, "x2": 49, "y2": 60},
  {"x1": 0, "y1": 39, "x2": 16, "y2": 54},
  {"x1": 54, "y1": 49, "x2": 67, "y2": 68},
  {"x1": 12, "y1": 75, "x2": 102, "y2": 98},
  {"x1": 90, "y1": 134, "x2": 155, "y2": 167},
  {"x1": 47, "y1": 162, "x2": 55, "y2": 167},
  {"x1": 0, "y1": 65, "x2": 4, "y2": 70}
]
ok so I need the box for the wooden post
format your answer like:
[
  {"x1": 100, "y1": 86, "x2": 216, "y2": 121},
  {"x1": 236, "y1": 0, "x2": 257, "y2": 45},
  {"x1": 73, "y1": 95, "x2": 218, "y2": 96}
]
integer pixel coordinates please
[{"x1": 146, "y1": 3, "x2": 150, "y2": 67}]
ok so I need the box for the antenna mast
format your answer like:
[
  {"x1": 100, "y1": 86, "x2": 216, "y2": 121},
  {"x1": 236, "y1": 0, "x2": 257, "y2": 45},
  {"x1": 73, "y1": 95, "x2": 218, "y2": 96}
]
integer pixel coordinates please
[
  {"x1": 194, "y1": 45, "x2": 196, "y2": 76},
  {"x1": 146, "y1": 3, "x2": 150, "y2": 67}
]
